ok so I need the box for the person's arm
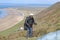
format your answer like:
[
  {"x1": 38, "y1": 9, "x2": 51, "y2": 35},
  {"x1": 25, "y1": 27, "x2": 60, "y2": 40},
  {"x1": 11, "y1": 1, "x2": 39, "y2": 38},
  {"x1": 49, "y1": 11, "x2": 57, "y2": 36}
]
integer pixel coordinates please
[{"x1": 33, "y1": 17, "x2": 37, "y2": 25}]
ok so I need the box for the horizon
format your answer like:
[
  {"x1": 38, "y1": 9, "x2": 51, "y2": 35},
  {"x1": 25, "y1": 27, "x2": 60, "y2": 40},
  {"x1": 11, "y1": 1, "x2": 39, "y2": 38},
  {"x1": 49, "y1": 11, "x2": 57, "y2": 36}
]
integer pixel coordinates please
[
  {"x1": 0, "y1": 0, "x2": 60, "y2": 8},
  {"x1": 0, "y1": 4, "x2": 51, "y2": 8},
  {"x1": 0, "y1": 0, "x2": 60, "y2": 5}
]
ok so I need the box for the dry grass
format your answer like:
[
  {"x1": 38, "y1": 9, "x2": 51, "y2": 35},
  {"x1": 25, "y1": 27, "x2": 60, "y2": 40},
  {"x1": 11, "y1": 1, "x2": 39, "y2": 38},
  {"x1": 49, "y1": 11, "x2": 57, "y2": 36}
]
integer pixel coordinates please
[
  {"x1": 0, "y1": 10, "x2": 59, "y2": 40},
  {"x1": 0, "y1": 2, "x2": 60, "y2": 40}
]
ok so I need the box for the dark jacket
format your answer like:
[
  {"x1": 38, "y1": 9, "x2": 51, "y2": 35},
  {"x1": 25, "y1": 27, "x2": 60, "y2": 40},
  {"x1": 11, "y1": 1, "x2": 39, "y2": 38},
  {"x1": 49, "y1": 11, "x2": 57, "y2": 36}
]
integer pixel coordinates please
[{"x1": 24, "y1": 16, "x2": 35, "y2": 30}]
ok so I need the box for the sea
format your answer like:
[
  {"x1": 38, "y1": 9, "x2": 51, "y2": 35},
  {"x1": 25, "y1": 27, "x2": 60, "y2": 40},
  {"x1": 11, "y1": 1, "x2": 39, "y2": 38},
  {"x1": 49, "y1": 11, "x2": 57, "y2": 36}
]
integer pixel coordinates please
[{"x1": 0, "y1": 4, "x2": 51, "y2": 19}]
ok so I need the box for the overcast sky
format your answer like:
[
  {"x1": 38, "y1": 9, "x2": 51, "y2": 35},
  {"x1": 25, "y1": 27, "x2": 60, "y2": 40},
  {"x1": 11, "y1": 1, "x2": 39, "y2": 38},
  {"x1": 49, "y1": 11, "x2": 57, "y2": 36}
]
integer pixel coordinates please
[{"x1": 0, "y1": 0, "x2": 60, "y2": 4}]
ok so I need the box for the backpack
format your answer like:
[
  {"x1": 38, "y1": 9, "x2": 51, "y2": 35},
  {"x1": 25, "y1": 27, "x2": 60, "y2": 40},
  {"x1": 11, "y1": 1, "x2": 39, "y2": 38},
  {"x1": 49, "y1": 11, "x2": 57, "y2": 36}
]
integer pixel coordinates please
[
  {"x1": 24, "y1": 17, "x2": 29, "y2": 30},
  {"x1": 24, "y1": 23, "x2": 27, "y2": 30}
]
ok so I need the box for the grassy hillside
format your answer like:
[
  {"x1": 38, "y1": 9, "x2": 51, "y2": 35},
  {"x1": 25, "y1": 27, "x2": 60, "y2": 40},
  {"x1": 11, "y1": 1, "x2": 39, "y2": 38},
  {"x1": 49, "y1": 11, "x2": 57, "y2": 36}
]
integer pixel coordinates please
[
  {"x1": 35, "y1": 2, "x2": 60, "y2": 36},
  {"x1": 0, "y1": 2, "x2": 60, "y2": 40},
  {"x1": 0, "y1": 7, "x2": 46, "y2": 35}
]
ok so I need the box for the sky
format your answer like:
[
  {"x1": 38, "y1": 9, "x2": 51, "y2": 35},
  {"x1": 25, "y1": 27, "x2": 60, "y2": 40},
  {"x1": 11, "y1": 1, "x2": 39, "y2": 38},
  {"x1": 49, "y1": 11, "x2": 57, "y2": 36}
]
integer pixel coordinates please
[{"x1": 0, "y1": 0, "x2": 60, "y2": 4}]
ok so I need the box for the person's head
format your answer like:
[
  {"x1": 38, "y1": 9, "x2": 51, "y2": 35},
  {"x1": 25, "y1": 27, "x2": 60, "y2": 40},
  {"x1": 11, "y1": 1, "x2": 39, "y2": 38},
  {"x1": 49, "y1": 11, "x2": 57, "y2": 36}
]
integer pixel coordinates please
[{"x1": 29, "y1": 13, "x2": 34, "y2": 18}]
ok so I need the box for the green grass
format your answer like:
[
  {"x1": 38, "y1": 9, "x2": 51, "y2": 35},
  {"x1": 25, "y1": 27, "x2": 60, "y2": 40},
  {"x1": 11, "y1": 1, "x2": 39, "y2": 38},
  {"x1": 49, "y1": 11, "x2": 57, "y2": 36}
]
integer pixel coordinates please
[
  {"x1": 0, "y1": 15, "x2": 60, "y2": 40},
  {"x1": 0, "y1": 37, "x2": 37, "y2": 40},
  {"x1": 0, "y1": 5, "x2": 60, "y2": 40},
  {"x1": 0, "y1": 10, "x2": 60, "y2": 37},
  {"x1": 17, "y1": 37, "x2": 37, "y2": 40},
  {"x1": 0, "y1": 20, "x2": 24, "y2": 36}
]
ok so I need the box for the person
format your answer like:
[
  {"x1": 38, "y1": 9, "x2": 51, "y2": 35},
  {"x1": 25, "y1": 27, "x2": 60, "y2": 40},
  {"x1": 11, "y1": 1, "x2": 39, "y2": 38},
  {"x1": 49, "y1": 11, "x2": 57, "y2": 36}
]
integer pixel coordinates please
[{"x1": 24, "y1": 13, "x2": 37, "y2": 38}]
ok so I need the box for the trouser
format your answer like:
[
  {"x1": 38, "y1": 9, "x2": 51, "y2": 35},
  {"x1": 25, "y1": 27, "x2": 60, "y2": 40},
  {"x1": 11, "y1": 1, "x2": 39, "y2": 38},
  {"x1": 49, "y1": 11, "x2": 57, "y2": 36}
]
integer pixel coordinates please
[{"x1": 26, "y1": 27, "x2": 32, "y2": 38}]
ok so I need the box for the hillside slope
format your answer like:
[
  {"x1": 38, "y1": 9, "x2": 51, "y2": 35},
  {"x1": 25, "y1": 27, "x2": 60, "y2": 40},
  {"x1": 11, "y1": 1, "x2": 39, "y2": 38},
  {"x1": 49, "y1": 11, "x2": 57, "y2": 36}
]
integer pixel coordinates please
[
  {"x1": 0, "y1": 8, "x2": 24, "y2": 31},
  {"x1": 10, "y1": 2, "x2": 60, "y2": 37},
  {"x1": 34, "y1": 2, "x2": 60, "y2": 36},
  {"x1": 0, "y1": 7, "x2": 45, "y2": 31},
  {"x1": 0, "y1": 2, "x2": 60, "y2": 40}
]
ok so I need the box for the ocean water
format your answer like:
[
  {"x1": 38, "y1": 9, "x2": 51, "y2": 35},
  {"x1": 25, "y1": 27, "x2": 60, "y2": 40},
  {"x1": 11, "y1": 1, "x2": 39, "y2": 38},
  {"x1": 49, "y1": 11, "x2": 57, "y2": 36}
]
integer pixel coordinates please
[
  {"x1": 37, "y1": 30, "x2": 60, "y2": 40},
  {"x1": 0, "y1": 10, "x2": 7, "y2": 19},
  {"x1": 0, "y1": 4, "x2": 51, "y2": 18},
  {"x1": 0, "y1": 4, "x2": 51, "y2": 8}
]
